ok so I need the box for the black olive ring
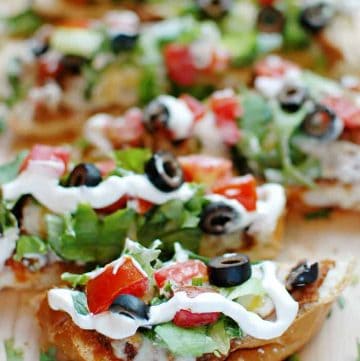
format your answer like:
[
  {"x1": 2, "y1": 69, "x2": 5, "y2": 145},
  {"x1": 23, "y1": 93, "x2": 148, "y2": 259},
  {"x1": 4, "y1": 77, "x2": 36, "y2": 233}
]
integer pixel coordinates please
[
  {"x1": 208, "y1": 253, "x2": 252, "y2": 287},
  {"x1": 145, "y1": 151, "x2": 184, "y2": 192}
]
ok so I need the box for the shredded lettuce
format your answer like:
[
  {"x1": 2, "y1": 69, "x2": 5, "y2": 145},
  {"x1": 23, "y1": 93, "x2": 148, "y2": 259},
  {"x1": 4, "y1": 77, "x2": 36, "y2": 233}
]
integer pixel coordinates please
[
  {"x1": 137, "y1": 190, "x2": 206, "y2": 260},
  {"x1": 0, "y1": 200, "x2": 17, "y2": 234},
  {"x1": 13, "y1": 235, "x2": 47, "y2": 261},
  {"x1": 154, "y1": 317, "x2": 242, "y2": 358},
  {"x1": 61, "y1": 272, "x2": 90, "y2": 288},
  {"x1": 220, "y1": 277, "x2": 266, "y2": 300},
  {"x1": 122, "y1": 238, "x2": 162, "y2": 277},
  {"x1": 236, "y1": 91, "x2": 320, "y2": 186},
  {"x1": 113, "y1": 148, "x2": 152, "y2": 174},
  {"x1": 154, "y1": 323, "x2": 219, "y2": 357},
  {"x1": 5, "y1": 10, "x2": 42, "y2": 37},
  {"x1": 220, "y1": 277, "x2": 267, "y2": 312},
  {"x1": 47, "y1": 204, "x2": 136, "y2": 263}
]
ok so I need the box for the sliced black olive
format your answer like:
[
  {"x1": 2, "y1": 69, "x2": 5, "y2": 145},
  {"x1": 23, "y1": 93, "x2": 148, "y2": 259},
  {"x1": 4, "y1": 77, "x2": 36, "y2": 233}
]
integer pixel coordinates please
[
  {"x1": 67, "y1": 163, "x2": 102, "y2": 187},
  {"x1": 12, "y1": 195, "x2": 32, "y2": 225},
  {"x1": 286, "y1": 261, "x2": 319, "y2": 290},
  {"x1": 199, "y1": 202, "x2": 240, "y2": 235},
  {"x1": 302, "y1": 103, "x2": 343, "y2": 141},
  {"x1": 257, "y1": 6, "x2": 285, "y2": 33},
  {"x1": 142, "y1": 99, "x2": 170, "y2": 133},
  {"x1": 208, "y1": 253, "x2": 251, "y2": 287},
  {"x1": 110, "y1": 294, "x2": 149, "y2": 320},
  {"x1": 60, "y1": 55, "x2": 87, "y2": 75},
  {"x1": 278, "y1": 84, "x2": 307, "y2": 113},
  {"x1": 299, "y1": 3, "x2": 333, "y2": 33},
  {"x1": 145, "y1": 151, "x2": 183, "y2": 192},
  {"x1": 31, "y1": 42, "x2": 49, "y2": 57},
  {"x1": 197, "y1": 0, "x2": 233, "y2": 19},
  {"x1": 111, "y1": 33, "x2": 139, "y2": 54}
]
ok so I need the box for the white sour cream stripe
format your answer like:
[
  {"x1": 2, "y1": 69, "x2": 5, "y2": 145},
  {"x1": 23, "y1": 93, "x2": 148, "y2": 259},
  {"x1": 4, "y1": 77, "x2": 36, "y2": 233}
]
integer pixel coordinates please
[
  {"x1": 48, "y1": 261, "x2": 298, "y2": 341},
  {"x1": 205, "y1": 184, "x2": 286, "y2": 240},
  {"x1": 2, "y1": 161, "x2": 195, "y2": 214},
  {"x1": 156, "y1": 95, "x2": 195, "y2": 140}
]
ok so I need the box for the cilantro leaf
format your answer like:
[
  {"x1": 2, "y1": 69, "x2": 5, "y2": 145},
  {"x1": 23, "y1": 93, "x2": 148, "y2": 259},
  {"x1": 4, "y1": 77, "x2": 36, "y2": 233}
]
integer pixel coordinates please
[
  {"x1": 13, "y1": 235, "x2": 47, "y2": 262},
  {"x1": 0, "y1": 151, "x2": 28, "y2": 185},
  {"x1": 4, "y1": 339, "x2": 23, "y2": 361},
  {"x1": 72, "y1": 291, "x2": 90, "y2": 316},
  {"x1": 47, "y1": 204, "x2": 136, "y2": 264}
]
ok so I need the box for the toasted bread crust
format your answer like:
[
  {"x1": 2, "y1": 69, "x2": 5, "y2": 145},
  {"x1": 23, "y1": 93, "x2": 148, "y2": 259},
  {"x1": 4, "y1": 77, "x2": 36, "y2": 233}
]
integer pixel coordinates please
[
  {"x1": 200, "y1": 214, "x2": 285, "y2": 260},
  {"x1": 37, "y1": 260, "x2": 352, "y2": 361},
  {"x1": 0, "y1": 261, "x2": 82, "y2": 291}
]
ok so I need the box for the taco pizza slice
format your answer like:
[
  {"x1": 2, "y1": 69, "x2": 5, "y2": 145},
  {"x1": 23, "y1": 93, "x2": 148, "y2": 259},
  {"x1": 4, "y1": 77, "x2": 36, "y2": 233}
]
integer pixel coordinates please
[{"x1": 37, "y1": 238, "x2": 353, "y2": 361}]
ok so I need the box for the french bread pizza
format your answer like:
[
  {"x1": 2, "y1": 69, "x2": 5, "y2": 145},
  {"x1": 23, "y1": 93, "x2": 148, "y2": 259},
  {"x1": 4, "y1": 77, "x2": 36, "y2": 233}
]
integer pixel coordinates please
[
  {"x1": 82, "y1": 56, "x2": 360, "y2": 212},
  {"x1": 0, "y1": 144, "x2": 286, "y2": 290},
  {"x1": 37, "y1": 239, "x2": 353, "y2": 361}
]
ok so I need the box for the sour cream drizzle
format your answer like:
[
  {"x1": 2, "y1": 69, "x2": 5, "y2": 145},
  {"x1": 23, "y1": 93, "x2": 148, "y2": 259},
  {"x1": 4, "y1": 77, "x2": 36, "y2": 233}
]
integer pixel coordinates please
[
  {"x1": 156, "y1": 95, "x2": 195, "y2": 140},
  {"x1": 2, "y1": 161, "x2": 195, "y2": 214},
  {"x1": 48, "y1": 261, "x2": 298, "y2": 341},
  {"x1": 205, "y1": 183, "x2": 286, "y2": 240}
]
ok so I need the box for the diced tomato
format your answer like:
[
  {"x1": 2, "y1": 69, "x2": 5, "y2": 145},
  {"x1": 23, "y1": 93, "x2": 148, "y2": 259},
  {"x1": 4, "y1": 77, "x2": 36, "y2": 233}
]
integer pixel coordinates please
[
  {"x1": 180, "y1": 94, "x2": 206, "y2": 121},
  {"x1": 95, "y1": 159, "x2": 116, "y2": 177},
  {"x1": 173, "y1": 286, "x2": 220, "y2": 328},
  {"x1": 106, "y1": 108, "x2": 144, "y2": 147},
  {"x1": 154, "y1": 260, "x2": 208, "y2": 289},
  {"x1": 205, "y1": 49, "x2": 230, "y2": 74},
  {"x1": 20, "y1": 144, "x2": 70, "y2": 176},
  {"x1": 216, "y1": 118, "x2": 242, "y2": 146},
  {"x1": 259, "y1": 0, "x2": 276, "y2": 5},
  {"x1": 37, "y1": 56, "x2": 63, "y2": 85},
  {"x1": 96, "y1": 196, "x2": 128, "y2": 214},
  {"x1": 86, "y1": 257, "x2": 148, "y2": 314},
  {"x1": 96, "y1": 196, "x2": 153, "y2": 215},
  {"x1": 164, "y1": 44, "x2": 197, "y2": 86},
  {"x1": 321, "y1": 96, "x2": 360, "y2": 129},
  {"x1": 133, "y1": 198, "x2": 154, "y2": 215},
  {"x1": 254, "y1": 56, "x2": 299, "y2": 78},
  {"x1": 209, "y1": 90, "x2": 242, "y2": 145},
  {"x1": 210, "y1": 90, "x2": 242, "y2": 121},
  {"x1": 173, "y1": 309, "x2": 220, "y2": 328},
  {"x1": 178, "y1": 155, "x2": 233, "y2": 188},
  {"x1": 212, "y1": 175, "x2": 257, "y2": 211}
]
